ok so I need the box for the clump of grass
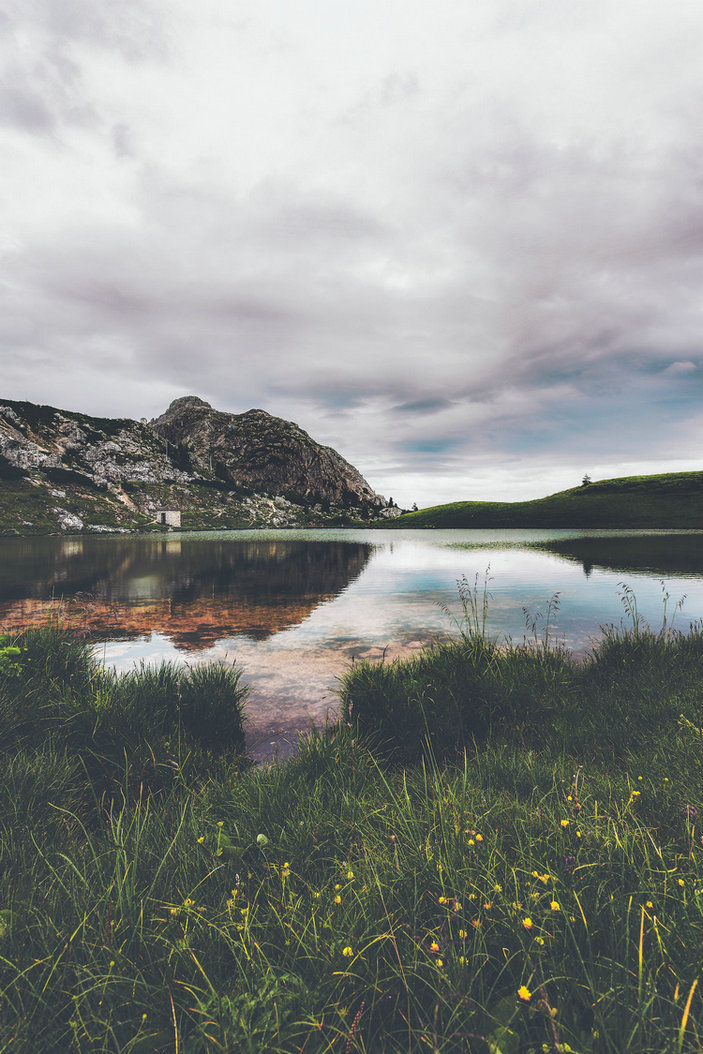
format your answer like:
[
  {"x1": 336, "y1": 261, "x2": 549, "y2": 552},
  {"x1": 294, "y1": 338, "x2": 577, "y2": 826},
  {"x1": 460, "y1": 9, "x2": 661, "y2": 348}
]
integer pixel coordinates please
[
  {"x1": 342, "y1": 578, "x2": 703, "y2": 766},
  {"x1": 0, "y1": 624, "x2": 249, "y2": 799}
]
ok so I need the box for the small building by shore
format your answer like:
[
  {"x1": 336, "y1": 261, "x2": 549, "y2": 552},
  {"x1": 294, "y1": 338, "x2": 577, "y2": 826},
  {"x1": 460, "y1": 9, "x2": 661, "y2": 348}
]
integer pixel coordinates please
[{"x1": 155, "y1": 509, "x2": 181, "y2": 527}]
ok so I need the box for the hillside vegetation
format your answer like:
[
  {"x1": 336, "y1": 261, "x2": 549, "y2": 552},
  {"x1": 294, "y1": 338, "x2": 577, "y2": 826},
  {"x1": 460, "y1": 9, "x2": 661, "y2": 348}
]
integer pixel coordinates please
[{"x1": 394, "y1": 471, "x2": 703, "y2": 529}]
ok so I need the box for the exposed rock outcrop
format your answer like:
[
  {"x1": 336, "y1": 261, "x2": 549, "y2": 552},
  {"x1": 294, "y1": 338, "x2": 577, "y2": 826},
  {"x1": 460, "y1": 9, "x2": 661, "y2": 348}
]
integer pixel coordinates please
[
  {"x1": 0, "y1": 396, "x2": 390, "y2": 534},
  {"x1": 150, "y1": 396, "x2": 385, "y2": 510}
]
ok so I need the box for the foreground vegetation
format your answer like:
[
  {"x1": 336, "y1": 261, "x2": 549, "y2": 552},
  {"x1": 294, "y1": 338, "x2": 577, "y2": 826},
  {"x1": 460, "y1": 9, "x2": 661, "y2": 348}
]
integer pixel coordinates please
[
  {"x1": 2, "y1": 599, "x2": 703, "y2": 1051},
  {"x1": 394, "y1": 470, "x2": 703, "y2": 528}
]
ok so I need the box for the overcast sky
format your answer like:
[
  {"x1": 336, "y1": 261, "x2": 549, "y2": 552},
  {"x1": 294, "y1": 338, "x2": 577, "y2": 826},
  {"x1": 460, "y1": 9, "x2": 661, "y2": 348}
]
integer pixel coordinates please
[{"x1": 3, "y1": 0, "x2": 703, "y2": 507}]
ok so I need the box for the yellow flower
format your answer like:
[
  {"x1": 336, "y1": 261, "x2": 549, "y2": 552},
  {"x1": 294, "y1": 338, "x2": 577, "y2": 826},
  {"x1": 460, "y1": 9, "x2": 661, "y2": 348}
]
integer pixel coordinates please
[
  {"x1": 347, "y1": 870, "x2": 354, "y2": 880},
  {"x1": 459, "y1": 955, "x2": 466, "y2": 965},
  {"x1": 539, "y1": 874, "x2": 550, "y2": 885},
  {"x1": 576, "y1": 831, "x2": 582, "y2": 839},
  {"x1": 334, "y1": 884, "x2": 342, "y2": 891},
  {"x1": 560, "y1": 819, "x2": 569, "y2": 828},
  {"x1": 184, "y1": 898, "x2": 194, "y2": 908},
  {"x1": 517, "y1": 985, "x2": 532, "y2": 1002},
  {"x1": 493, "y1": 884, "x2": 502, "y2": 893},
  {"x1": 312, "y1": 891, "x2": 321, "y2": 899},
  {"x1": 646, "y1": 900, "x2": 654, "y2": 908},
  {"x1": 567, "y1": 795, "x2": 573, "y2": 801},
  {"x1": 169, "y1": 907, "x2": 179, "y2": 916},
  {"x1": 334, "y1": 895, "x2": 341, "y2": 904},
  {"x1": 522, "y1": 917, "x2": 533, "y2": 930},
  {"x1": 217, "y1": 821, "x2": 224, "y2": 828},
  {"x1": 483, "y1": 902, "x2": 492, "y2": 910},
  {"x1": 281, "y1": 867, "x2": 291, "y2": 878},
  {"x1": 430, "y1": 941, "x2": 440, "y2": 953},
  {"x1": 638, "y1": 775, "x2": 643, "y2": 781},
  {"x1": 532, "y1": 870, "x2": 539, "y2": 878},
  {"x1": 458, "y1": 929, "x2": 467, "y2": 939},
  {"x1": 342, "y1": 946, "x2": 353, "y2": 957},
  {"x1": 454, "y1": 901, "x2": 462, "y2": 911},
  {"x1": 535, "y1": 936, "x2": 545, "y2": 946},
  {"x1": 196, "y1": 836, "x2": 204, "y2": 844},
  {"x1": 436, "y1": 958, "x2": 444, "y2": 968},
  {"x1": 438, "y1": 896, "x2": 447, "y2": 905},
  {"x1": 475, "y1": 834, "x2": 483, "y2": 842},
  {"x1": 550, "y1": 900, "x2": 560, "y2": 912},
  {"x1": 679, "y1": 879, "x2": 685, "y2": 887},
  {"x1": 467, "y1": 839, "x2": 475, "y2": 846},
  {"x1": 632, "y1": 790, "x2": 640, "y2": 797}
]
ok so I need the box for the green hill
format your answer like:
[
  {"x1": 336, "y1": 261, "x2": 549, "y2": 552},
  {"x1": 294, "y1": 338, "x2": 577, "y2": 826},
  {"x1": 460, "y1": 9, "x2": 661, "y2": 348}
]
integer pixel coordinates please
[{"x1": 393, "y1": 471, "x2": 703, "y2": 528}]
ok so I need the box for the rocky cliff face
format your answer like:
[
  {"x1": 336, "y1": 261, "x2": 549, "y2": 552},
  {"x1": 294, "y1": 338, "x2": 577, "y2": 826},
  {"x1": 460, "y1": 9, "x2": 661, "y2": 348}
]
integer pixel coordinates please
[
  {"x1": 0, "y1": 396, "x2": 391, "y2": 533},
  {"x1": 150, "y1": 396, "x2": 385, "y2": 510}
]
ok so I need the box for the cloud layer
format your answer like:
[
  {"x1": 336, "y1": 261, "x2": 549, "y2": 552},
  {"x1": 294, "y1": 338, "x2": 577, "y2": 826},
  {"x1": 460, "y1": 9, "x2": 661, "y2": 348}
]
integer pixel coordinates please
[{"x1": 3, "y1": 0, "x2": 703, "y2": 505}]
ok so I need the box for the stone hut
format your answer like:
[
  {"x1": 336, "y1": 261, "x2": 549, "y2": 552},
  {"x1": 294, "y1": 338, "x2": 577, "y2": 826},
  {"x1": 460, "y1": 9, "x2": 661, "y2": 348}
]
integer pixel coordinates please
[{"x1": 155, "y1": 510, "x2": 181, "y2": 527}]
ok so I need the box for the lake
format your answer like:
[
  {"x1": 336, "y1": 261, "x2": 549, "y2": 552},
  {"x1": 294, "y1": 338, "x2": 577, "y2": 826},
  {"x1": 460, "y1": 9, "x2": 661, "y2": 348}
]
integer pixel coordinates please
[{"x1": 3, "y1": 528, "x2": 703, "y2": 759}]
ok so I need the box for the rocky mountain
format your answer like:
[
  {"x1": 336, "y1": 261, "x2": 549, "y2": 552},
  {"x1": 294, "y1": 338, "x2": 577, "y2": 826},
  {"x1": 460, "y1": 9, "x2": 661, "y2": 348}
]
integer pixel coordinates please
[{"x1": 0, "y1": 396, "x2": 394, "y2": 534}]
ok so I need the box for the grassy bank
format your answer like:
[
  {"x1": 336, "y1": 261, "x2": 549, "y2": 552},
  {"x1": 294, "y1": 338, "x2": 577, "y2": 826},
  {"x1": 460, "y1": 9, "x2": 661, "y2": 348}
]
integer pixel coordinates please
[
  {"x1": 2, "y1": 616, "x2": 703, "y2": 1051},
  {"x1": 393, "y1": 471, "x2": 703, "y2": 528}
]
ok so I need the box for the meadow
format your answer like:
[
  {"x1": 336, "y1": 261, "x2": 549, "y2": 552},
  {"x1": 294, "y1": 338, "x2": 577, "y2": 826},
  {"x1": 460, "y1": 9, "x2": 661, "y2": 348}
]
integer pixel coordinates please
[{"x1": 1, "y1": 587, "x2": 703, "y2": 1052}]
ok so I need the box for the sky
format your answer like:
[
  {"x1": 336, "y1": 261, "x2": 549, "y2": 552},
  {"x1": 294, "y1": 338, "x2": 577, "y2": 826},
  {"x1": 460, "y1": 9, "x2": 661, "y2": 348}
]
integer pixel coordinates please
[{"x1": 2, "y1": 0, "x2": 703, "y2": 508}]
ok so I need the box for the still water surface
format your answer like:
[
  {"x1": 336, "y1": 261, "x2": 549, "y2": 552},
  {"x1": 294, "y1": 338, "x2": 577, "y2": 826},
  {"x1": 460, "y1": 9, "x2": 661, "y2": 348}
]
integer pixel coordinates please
[{"x1": 3, "y1": 529, "x2": 703, "y2": 758}]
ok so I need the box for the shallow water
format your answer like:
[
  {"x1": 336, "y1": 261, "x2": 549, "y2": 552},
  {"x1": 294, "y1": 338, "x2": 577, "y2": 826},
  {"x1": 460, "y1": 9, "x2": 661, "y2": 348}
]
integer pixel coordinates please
[{"x1": 3, "y1": 528, "x2": 703, "y2": 759}]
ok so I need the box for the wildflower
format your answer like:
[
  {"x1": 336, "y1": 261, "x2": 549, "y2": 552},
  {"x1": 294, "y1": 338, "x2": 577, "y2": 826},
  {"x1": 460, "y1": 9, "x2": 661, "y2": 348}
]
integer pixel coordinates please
[
  {"x1": 632, "y1": 790, "x2": 640, "y2": 797},
  {"x1": 458, "y1": 929, "x2": 467, "y2": 939},
  {"x1": 517, "y1": 985, "x2": 532, "y2": 1002},
  {"x1": 169, "y1": 907, "x2": 179, "y2": 916},
  {"x1": 483, "y1": 902, "x2": 492, "y2": 910},
  {"x1": 312, "y1": 891, "x2": 321, "y2": 899},
  {"x1": 347, "y1": 870, "x2": 354, "y2": 880},
  {"x1": 561, "y1": 819, "x2": 569, "y2": 828},
  {"x1": 475, "y1": 834, "x2": 483, "y2": 842},
  {"x1": 454, "y1": 900, "x2": 462, "y2": 911},
  {"x1": 240, "y1": 907, "x2": 248, "y2": 915},
  {"x1": 436, "y1": 958, "x2": 444, "y2": 968},
  {"x1": 438, "y1": 896, "x2": 447, "y2": 905},
  {"x1": 334, "y1": 884, "x2": 342, "y2": 891},
  {"x1": 539, "y1": 874, "x2": 550, "y2": 885},
  {"x1": 522, "y1": 917, "x2": 533, "y2": 930},
  {"x1": 638, "y1": 775, "x2": 643, "y2": 781},
  {"x1": 217, "y1": 821, "x2": 224, "y2": 828},
  {"x1": 576, "y1": 831, "x2": 582, "y2": 839},
  {"x1": 646, "y1": 901, "x2": 654, "y2": 909},
  {"x1": 342, "y1": 946, "x2": 353, "y2": 957},
  {"x1": 334, "y1": 895, "x2": 341, "y2": 904},
  {"x1": 468, "y1": 892, "x2": 476, "y2": 900},
  {"x1": 184, "y1": 898, "x2": 194, "y2": 908},
  {"x1": 196, "y1": 836, "x2": 204, "y2": 844},
  {"x1": 468, "y1": 838, "x2": 475, "y2": 846},
  {"x1": 531, "y1": 870, "x2": 539, "y2": 878},
  {"x1": 550, "y1": 1008, "x2": 558, "y2": 1018},
  {"x1": 493, "y1": 883, "x2": 502, "y2": 893},
  {"x1": 281, "y1": 866, "x2": 291, "y2": 878},
  {"x1": 567, "y1": 795, "x2": 573, "y2": 801},
  {"x1": 535, "y1": 936, "x2": 545, "y2": 946},
  {"x1": 459, "y1": 955, "x2": 466, "y2": 965},
  {"x1": 679, "y1": 879, "x2": 685, "y2": 887},
  {"x1": 550, "y1": 901, "x2": 560, "y2": 912},
  {"x1": 430, "y1": 941, "x2": 440, "y2": 953}
]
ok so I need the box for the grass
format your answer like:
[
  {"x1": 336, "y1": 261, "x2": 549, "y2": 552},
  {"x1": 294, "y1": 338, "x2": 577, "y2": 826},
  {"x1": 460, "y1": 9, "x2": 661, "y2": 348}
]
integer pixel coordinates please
[
  {"x1": 392, "y1": 471, "x2": 703, "y2": 528},
  {"x1": 2, "y1": 600, "x2": 703, "y2": 1050}
]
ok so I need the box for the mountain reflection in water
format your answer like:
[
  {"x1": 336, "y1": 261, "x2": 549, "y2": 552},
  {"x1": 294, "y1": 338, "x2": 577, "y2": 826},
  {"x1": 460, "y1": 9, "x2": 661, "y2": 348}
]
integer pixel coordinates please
[{"x1": 0, "y1": 536, "x2": 373, "y2": 648}]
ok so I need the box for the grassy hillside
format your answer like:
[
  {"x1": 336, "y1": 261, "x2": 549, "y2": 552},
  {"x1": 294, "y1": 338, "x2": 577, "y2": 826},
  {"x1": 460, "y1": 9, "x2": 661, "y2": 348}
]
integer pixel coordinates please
[{"x1": 394, "y1": 471, "x2": 703, "y2": 528}]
